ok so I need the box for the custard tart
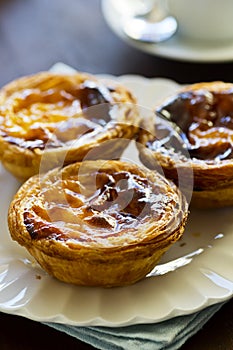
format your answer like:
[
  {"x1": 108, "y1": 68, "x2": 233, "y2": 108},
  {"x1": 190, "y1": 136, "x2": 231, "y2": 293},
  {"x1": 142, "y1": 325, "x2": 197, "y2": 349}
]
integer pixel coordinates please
[
  {"x1": 8, "y1": 160, "x2": 188, "y2": 287},
  {"x1": 138, "y1": 81, "x2": 233, "y2": 208},
  {"x1": 0, "y1": 72, "x2": 139, "y2": 181}
]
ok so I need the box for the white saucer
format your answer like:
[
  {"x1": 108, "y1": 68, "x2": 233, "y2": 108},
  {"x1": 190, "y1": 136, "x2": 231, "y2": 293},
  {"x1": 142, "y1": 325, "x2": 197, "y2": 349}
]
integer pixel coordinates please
[{"x1": 101, "y1": 0, "x2": 233, "y2": 63}]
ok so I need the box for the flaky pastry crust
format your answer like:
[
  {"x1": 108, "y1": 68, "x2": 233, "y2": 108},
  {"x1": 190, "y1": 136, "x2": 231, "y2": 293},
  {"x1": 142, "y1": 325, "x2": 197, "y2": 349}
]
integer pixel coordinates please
[
  {"x1": 138, "y1": 81, "x2": 233, "y2": 208},
  {"x1": 8, "y1": 160, "x2": 188, "y2": 287},
  {"x1": 0, "y1": 72, "x2": 139, "y2": 181}
]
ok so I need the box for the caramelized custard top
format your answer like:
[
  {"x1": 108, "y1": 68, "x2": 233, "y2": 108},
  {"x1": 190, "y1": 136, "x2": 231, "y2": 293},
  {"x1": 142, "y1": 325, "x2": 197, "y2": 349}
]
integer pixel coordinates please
[
  {"x1": 155, "y1": 88, "x2": 233, "y2": 162},
  {"x1": 0, "y1": 76, "x2": 115, "y2": 150},
  {"x1": 22, "y1": 162, "x2": 183, "y2": 247}
]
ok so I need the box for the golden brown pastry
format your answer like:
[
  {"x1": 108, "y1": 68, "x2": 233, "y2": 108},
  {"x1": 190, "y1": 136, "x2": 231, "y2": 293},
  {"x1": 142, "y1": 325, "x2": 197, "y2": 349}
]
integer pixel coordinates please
[
  {"x1": 0, "y1": 72, "x2": 139, "y2": 181},
  {"x1": 8, "y1": 160, "x2": 188, "y2": 287},
  {"x1": 138, "y1": 81, "x2": 233, "y2": 208}
]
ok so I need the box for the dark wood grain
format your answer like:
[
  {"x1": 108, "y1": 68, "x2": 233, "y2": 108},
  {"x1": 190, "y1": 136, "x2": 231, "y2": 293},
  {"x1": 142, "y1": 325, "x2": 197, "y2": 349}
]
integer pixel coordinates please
[{"x1": 0, "y1": 0, "x2": 232, "y2": 349}]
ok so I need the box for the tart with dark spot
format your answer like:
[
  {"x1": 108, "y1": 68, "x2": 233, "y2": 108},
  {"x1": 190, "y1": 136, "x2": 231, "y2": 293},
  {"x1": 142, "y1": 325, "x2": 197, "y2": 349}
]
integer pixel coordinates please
[
  {"x1": 8, "y1": 160, "x2": 188, "y2": 287},
  {"x1": 0, "y1": 72, "x2": 139, "y2": 181},
  {"x1": 138, "y1": 81, "x2": 233, "y2": 208}
]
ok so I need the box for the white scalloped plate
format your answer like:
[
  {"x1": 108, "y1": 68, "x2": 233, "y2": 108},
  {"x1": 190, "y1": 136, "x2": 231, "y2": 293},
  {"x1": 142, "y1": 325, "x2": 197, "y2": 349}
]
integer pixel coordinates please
[{"x1": 1, "y1": 65, "x2": 233, "y2": 326}]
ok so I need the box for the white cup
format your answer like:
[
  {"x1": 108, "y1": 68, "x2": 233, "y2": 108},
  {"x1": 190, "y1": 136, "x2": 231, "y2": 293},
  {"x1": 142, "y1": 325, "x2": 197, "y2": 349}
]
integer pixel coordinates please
[
  {"x1": 166, "y1": 0, "x2": 233, "y2": 42},
  {"x1": 112, "y1": 0, "x2": 156, "y2": 17}
]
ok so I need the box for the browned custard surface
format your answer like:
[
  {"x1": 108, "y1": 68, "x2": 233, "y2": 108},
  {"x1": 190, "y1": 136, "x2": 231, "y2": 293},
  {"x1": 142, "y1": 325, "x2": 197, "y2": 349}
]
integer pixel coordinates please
[
  {"x1": 155, "y1": 88, "x2": 233, "y2": 162},
  {"x1": 0, "y1": 73, "x2": 127, "y2": 150},
  {"x1": 21, "y1": 161, "x2": 183, "y2": 248}
]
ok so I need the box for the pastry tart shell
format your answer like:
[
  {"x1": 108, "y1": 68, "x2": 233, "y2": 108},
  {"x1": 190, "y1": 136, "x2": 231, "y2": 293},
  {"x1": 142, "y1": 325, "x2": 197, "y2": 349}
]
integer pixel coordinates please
[
  {"x1": 8, "y1": 160, "x2": 188, "y2": 287},
  {"x1": 0, "y1": 72, "x2": 139, "y2": 181},
  {"x1": 138, "y1": 81, "x2": 233, "y2": 208}
]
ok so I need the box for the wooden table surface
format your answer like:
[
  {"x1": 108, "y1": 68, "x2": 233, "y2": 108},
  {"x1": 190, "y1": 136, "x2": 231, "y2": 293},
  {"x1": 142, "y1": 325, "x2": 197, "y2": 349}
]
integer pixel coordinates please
[{"x1": 0, "y1": 0, "x2": 232, "y2": 349}]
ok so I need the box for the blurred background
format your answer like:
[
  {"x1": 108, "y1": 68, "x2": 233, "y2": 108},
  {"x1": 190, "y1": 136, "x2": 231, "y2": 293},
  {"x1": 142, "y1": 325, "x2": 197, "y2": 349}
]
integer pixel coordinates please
[{"x1": 1, "y1": 0, "x2": 233, "y2": 87}]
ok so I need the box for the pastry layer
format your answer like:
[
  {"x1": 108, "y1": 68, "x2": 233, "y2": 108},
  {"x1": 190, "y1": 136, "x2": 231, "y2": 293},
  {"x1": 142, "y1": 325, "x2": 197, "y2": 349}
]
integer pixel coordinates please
[
  {"x1": 138, "y1": 81, "x2": 233, "y2": 208},
  {"x1": 0, "y1": 72, "x2": 139, "y2": 181},
  {"x1": 8, "y1": 160, "x2": 188, "y2": 287}
]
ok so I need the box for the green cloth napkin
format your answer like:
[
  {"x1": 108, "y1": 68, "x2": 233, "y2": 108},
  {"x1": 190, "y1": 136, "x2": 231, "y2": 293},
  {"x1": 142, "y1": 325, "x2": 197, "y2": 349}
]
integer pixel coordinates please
[{"x1": 44, "y1": 301, "x2": 225, "y2": 350}]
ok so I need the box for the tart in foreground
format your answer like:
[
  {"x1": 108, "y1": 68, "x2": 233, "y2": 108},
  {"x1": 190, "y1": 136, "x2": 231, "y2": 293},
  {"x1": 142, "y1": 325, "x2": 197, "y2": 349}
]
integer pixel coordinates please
[
  {"x1": 0, "y1": 72, "x2": 139, "y2": 181},
  {"x1": 138, "y1": 81, "x2": 233, "y2": 208},
  {"x1": 8, "y1": 160, "x2": 188, "y2": 287}
]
